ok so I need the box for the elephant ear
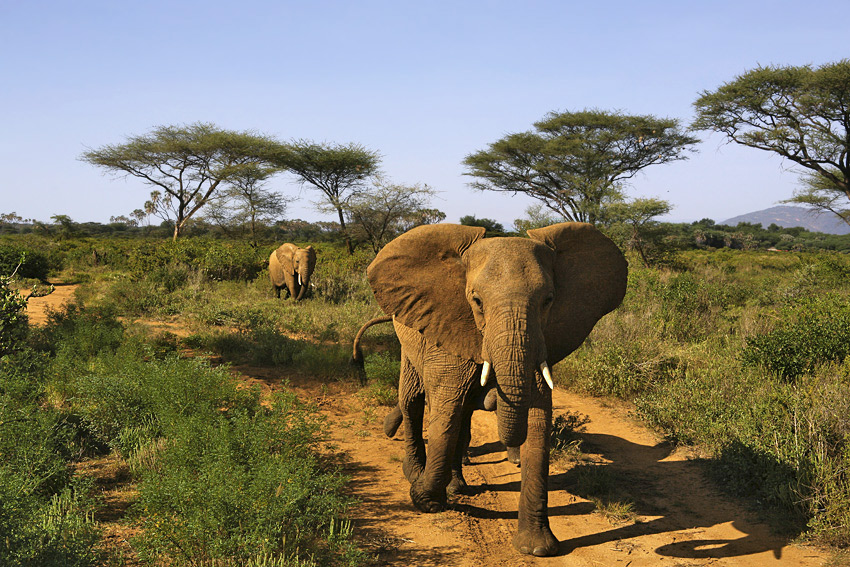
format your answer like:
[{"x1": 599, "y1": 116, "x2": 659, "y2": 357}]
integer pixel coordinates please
[
  {"x1": 304, "y1": 245, "x2": 317, "y2": 272},
  {"x1": 528, "y1": 222, "x2": 628, "y2": 365},
  {"x1": 367, "y1": 224, "x2": 486, "y2": 361},
  {"x1": 275, "y1": 243, "x2": 297, "y2": 275}
]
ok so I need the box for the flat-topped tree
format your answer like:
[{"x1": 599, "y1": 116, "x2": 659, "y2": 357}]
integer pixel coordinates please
[
  {"x1": 693, "y1": 60, "x2": 850, "y2": 229},
  {"x1": 271, "y1": 140, "x2": 381, "y2": 254},
  {"x1": 81, "y1": 122, "x2": 283, "y2": 241},
  {"x1": 464, "y1": 109, "x2": 698, "y2": 225}
]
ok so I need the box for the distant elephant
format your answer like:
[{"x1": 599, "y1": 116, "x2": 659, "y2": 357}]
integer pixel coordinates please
[
  {"x1": 365, "y1": 222, "x2": 627, "y2": 556},
  {"x1": 269, "y1": 243, "x2": 316, "y2": 301}
]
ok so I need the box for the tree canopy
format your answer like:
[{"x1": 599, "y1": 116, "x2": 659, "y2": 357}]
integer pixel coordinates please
[
  {"x1": 692, "y1": 60, "x2": 850, "y2": 228},
  {"x1": 203, "y1": 164, "x2": 290, "y2": 246},
  {"x1": 81, "y1": 122, "x2": 283, "y2": 240},
  {"x1": 270, "y1": 140, "x2": 381, "y2": 254},
  {"x1": 345, "y1": 178, "x2": 443, "y2": 252},
  {"x1": 463, "y1": 109, "x2": 698, "y2": 224}
]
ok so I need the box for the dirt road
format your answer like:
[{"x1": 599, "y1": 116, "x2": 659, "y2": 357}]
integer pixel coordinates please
[
  {"x1": 25, "y1": 286, "x2": 829, "y2": 565},
  {"x1": 298, "y1": 377, "x2": 827, "y2": 566}
]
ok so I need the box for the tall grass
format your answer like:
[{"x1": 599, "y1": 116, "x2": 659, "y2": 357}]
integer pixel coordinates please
[
  {"x1": 2, "y1": 294, "x2": 366, "y2": 565},
  {"x1": 559, "y1": 250, "x2": 850, "y2": 544}
]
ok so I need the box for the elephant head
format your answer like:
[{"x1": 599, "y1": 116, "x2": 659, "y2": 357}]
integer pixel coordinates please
[
  {"x1": 270, "y1": 243, "x2": 317, "y2": 301},
  {"x1": 366, "y1": 222, "x2": 627, "y2": 449}
]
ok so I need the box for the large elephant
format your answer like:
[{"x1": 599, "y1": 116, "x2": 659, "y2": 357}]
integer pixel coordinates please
[
  {"x1": 269, "y1": 243, "x2": 316, "y2": 301},
  {"x1": 365, "y1": 222, "x2": 627, "y2": 556}
]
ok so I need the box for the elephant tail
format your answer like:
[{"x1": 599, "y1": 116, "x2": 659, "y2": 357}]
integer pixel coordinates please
[{"x1": 350, "y1": 315, "x2": 393, "y2": 369}]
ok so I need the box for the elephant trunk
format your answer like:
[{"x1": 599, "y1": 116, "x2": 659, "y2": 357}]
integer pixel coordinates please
[
  {"x1": 295, "y1": 269, "x2": 310, "y2": 301},
  {"x1": 295, "y1": 250, "x2": 316, "y2": 301},
  {"x1": 485, "y1": 308, "x2": 541, "y2": 448}
]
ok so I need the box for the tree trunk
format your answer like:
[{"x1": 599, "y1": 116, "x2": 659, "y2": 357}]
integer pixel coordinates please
[{"x1": 337, "y1": 206, "x2": 354, "y2": 255}]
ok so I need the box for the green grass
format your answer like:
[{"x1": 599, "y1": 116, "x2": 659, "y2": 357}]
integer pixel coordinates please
[
  {"x1": 5, "y1": 235, "x2": 850, "y2": 555},
  {"x1": 2, "y1": 284, "x2": 367, "y2": 565},
  {"x1": 559, "y1": 249, "x2": 850, "y2": 544}
]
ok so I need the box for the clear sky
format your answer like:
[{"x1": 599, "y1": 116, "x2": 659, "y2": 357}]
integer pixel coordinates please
[{"x1": 1, "y1": 1, "x2": 846, "y2": 229}]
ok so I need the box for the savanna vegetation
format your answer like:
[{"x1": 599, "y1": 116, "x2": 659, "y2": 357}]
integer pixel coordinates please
[
  {"x1": 1, "y1": 223, "x2": 850, "y2": 566},
  {"x1": 3, "y1": 57, "x2": 850, "y2": 565}
]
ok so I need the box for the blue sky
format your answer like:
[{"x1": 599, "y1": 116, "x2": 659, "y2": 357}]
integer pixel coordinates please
[{"x1": 1, "y1": 1, "x2": 846, "y2": 228}]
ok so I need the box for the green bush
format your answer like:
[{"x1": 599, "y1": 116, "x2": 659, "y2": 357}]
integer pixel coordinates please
[
  {"x1": 133, "y1": 391, "x2": 361, "y2": 566},
  {"x1": 0, "y1": 273, "x2": 28, "y2": 356},
  {"x1": 119, "y1": 239, "x2": 266, "y2": 282},
  {"x1": 742, "y1": 295, "x2": 850, "y2": 379},
  {"x1": 70, "y1": 348, "x2": 248, "y2": 455},
  {"x1": 0, "y1": 245, "x2": 52, "y2": 280},
  {"x1": 0, "y1": 351, "x2": 103, "y2": 567}
]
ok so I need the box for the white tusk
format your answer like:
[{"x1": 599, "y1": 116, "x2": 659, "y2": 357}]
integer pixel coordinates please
[
  {"x1": 540, "y1": 361, "x2": 554, "y2": 390},
  {"x1": 480, "y1": 361, "x2": 491, "y2": 386},
  {"x1": 298, "y1": 273, "x2": 302, "y2": 286}
]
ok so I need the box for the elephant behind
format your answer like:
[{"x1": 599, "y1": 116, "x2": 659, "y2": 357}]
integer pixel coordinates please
[{"x1": 269, "y1": 243, "x2": 316, "y2": 301}]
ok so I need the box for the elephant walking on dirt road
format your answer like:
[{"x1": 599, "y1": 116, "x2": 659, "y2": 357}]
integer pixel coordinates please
[
  {"x1": 269, "y1": 243, "x2": 316, "y2": 301},
  {"x1": 361, "y1": 222, "x2": 627, "y2": 557}
]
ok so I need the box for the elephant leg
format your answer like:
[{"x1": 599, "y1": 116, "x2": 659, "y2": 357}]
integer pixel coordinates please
[
  {"x1": 513, "y1": 403, "x2": 559, "y2": 557},
  {"x1": 448, "y1": 401, "x2": 474, "y2": 495},
  {"x1": 398, "y1": 356, "x2": 426, "y2": 485},
  {"x1": 411, "y1": 358, "x2": 476, "y2": 513},
  {"x1": 274, "y1": 285, "x2": 281, "y2": 298}
]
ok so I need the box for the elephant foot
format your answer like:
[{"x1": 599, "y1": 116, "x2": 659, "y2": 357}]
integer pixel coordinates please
[
  {"x1": 383, "y1": 406, "x2": 403, "y2": 437},
  {"x1": 513, "y1": 525, "x2": 559, "y2": 557},
  {"x1": 507, "y1": 445, "x2": 521, "y2": 465},
  {"x1": 447, "y1": 472, "x2": 469, "y2": 496},
  {"x1": 402, "y1": 457, "x2": 424, "y2": 484},
  {"x1": 410, "y1": 482, "x2": 446, "y2": 513}
]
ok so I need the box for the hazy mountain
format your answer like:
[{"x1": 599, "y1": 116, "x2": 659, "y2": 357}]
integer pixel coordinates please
[{"x1": 721, "y1": 206, "x2": 850, "y2": 235}]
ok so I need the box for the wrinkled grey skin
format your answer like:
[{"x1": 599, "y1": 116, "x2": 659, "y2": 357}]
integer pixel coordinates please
[
  {"x1": 366, "y1": 222, "x2": 627, "y2": 557},
  {"x1": 269, "y1": 243, "x2": 316, "y2": 301}
]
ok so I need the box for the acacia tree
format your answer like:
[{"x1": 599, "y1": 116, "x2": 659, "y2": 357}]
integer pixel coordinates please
[
  {"x1": 81, "y1": 122, "x2": 283, "y2": 241},
  {"x1": 203, "y1": 164, "x2": 290, "y2": 246},
  {"x1": 693, "y1": 60, "x2": 850, "y2": 227},
  {"x1": 344, "y1": 178, "x2": 443, "y2": 252},
  {"x1": 605, "y1": 198, "x2": 673, "y2": 266},
  {"x1": 464, "y1": 109, "x2": 698, "y2": 224},
  {"x1": 271, "y1": 141, "x2": 381, "y2": 254}
]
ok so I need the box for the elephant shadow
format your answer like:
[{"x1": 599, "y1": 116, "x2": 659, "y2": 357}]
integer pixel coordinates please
[{"x1": 458, "y1": 431, "x2": 802, "y2": 560}]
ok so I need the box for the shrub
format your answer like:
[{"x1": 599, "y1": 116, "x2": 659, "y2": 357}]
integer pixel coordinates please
[
  {"x1": 133, "y1": 391, "x2": 361, "y2": 566},
  {"x1": 742, "y1": 295, "x2": 850, "y2": 379},
  {"x1": 0, "y1": 245, "x2": 52, "y2": 280},
  {"x1": 69, "y1": 348, "x2": 248, "y2": 455},
  {"x1": 0, "y1": 273, "x2": 28, "y2": 356},
  {"x1": 0, "y1": 352, "x2": 103, "y2": 567}
]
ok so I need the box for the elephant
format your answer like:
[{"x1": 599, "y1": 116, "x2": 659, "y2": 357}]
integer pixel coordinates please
[
  {"x1": 364, "y1": 221, "x2": 627, "y2": 556},
  {"x1": 269, "y1": 243, "x2": 316, "y2": 301}
]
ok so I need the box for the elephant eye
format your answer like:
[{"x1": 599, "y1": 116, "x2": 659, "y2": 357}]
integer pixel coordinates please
[
  {"x1": 543, "y1": 294, "x2": 554, "y2": 306},
  {"x1": 471, "y1": 295, "x2": 483, "y2": 311}
]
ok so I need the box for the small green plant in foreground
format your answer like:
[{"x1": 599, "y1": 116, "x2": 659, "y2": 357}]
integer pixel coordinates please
[{"x1": 550, "y1": 411, "x2": 590, "y2": 463}]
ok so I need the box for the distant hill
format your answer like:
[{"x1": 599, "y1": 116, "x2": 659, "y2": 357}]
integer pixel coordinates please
[{"x1": 721, "y1": 205, "x2": 850, "y2": 235}]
